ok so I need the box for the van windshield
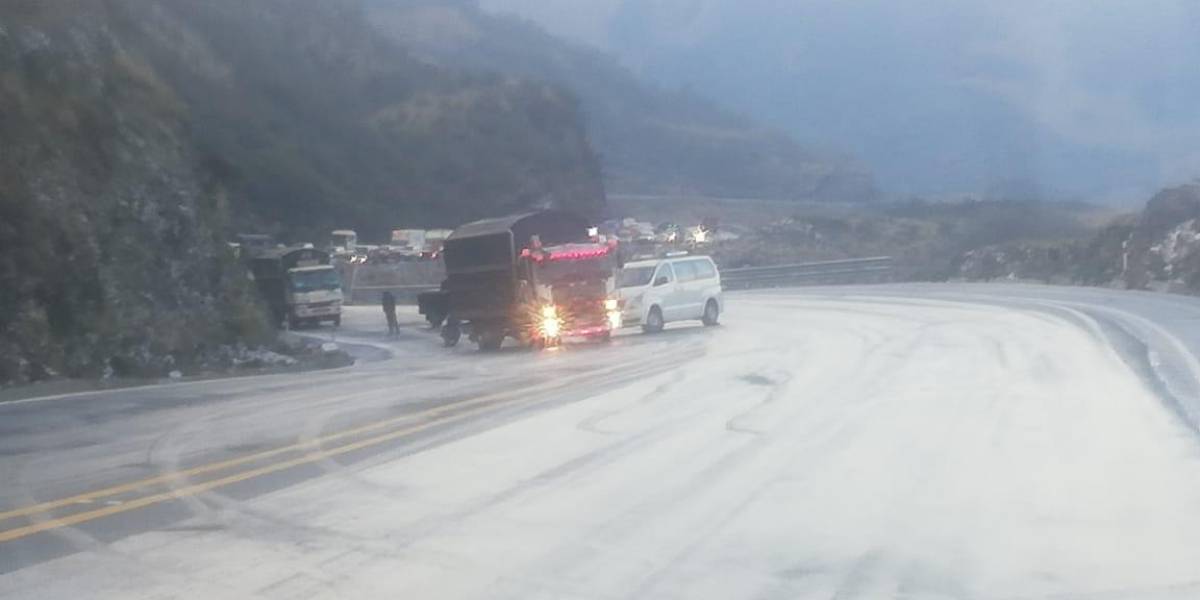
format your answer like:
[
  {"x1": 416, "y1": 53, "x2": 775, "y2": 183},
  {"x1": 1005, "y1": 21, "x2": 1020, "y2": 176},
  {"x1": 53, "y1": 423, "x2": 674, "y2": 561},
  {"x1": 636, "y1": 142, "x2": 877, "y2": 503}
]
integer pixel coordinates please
[
  {"x1": 290, "y1": 269, "x2": 341, "y2": 292},
  {"x1": 618, "y1": 266, "x2": 656, "y2": 288}
]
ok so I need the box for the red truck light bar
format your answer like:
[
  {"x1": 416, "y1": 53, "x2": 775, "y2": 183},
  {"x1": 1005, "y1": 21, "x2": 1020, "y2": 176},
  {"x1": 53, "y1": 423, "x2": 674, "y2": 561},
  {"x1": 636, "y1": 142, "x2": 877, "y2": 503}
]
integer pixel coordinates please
[
  {"x1": 523, "y1": 244, "x2": 613, "y2": 262},
  {"x1": 547, "y1": 247, "x2": 610, "y2": 261}
]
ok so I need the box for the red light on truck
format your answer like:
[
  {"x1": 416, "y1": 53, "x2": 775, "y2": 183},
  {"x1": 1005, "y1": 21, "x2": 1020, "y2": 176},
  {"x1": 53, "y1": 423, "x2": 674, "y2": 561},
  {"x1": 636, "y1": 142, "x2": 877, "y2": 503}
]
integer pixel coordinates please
[{"x1": 545, "y1": 247, "x2": 610, "y2": 261}]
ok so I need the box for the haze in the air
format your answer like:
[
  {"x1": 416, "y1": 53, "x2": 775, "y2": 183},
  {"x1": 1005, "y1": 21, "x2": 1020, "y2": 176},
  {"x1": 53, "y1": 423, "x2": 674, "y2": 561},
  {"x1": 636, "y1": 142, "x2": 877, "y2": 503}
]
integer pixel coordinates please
[{"x1": 480, "y1": 0, "x2": 1200, "y2": 203}]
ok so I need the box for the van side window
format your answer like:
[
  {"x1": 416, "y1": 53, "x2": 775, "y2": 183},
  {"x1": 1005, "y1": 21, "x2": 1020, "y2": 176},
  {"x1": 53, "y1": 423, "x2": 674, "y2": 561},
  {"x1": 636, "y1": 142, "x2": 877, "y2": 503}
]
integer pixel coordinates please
[
  {"x1": 694, "y1": 259, "x2": 717, "y2": 280},
  {"x1": 674, "y1": 260, "x2": 698, "y2": 282},
  {"x1": 655, "y1": 263, "x2": 675, "y2": 284}
]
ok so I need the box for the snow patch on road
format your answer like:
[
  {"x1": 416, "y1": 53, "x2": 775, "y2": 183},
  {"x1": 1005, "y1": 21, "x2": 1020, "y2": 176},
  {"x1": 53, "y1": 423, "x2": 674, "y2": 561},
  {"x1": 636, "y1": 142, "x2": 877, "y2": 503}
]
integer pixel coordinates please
[{"x1": 8, "y1": 292, "x2": 1200, "y2": 599}]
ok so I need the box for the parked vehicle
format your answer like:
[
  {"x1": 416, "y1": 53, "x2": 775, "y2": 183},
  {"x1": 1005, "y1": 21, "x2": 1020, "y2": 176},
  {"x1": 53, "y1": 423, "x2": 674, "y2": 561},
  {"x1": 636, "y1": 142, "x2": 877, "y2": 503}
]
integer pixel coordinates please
[
  {"x1": 422, "y1": 229, "x2": 453, "y2": 258},
  {"x1": 235, "y1": 233, "x2": 277, "y2": 258},
  {"x1": 329, "y1": 230, "x2": 358, "y2": 258},
  {"x1": 247, "y1": 246, "x2": 343, "y2": 329},
  {"x1": 419, "y1": 210, "x2": 622, "y2": 351},
  {"x1": 390, "y1": 229, "x2": 427, "y2": 259},
  {"x1": 617, "y1": 254, "x2": 723, "y2": 333}
]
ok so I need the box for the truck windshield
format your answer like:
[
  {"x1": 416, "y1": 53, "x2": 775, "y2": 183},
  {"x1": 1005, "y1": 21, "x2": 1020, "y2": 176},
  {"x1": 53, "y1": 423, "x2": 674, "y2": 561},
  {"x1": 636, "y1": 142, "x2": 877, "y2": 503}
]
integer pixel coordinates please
[
  {"x1": 290, "y1": 269, "x2": 341, "y2": 292},
  {"x1": 536, "y1": 259, "x2": 612, "y2": 284},
  {"x1": 618, "y1": 266, "x2": 656, "y2": 288}
]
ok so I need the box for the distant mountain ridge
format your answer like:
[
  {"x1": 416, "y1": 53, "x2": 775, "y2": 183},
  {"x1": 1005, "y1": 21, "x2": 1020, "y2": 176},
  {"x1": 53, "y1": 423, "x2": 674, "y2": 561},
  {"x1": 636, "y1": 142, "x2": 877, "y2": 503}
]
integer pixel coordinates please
[
  {"x1": 366, "y1": 0, "x2": 878, "y2": 203},
  {"x1": 481, "y1": 0, "x2": 1200, "y2": 204}
]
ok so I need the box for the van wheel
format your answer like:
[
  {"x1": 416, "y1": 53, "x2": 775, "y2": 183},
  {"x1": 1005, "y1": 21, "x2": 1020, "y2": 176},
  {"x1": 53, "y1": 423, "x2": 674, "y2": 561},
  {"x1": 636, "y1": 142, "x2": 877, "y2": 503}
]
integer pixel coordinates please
[
  {"x1": 702, "y1": 300, "x2": 720, "y2": 326},
  {"x1": 643, "y1": 307, "x2": 664, "y2": 334}
]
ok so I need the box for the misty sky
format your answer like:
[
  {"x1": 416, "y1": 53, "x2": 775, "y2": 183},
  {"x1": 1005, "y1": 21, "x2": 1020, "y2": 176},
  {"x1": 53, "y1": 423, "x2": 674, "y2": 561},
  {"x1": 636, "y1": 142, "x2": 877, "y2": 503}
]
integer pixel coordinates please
[{"x1": 480, "y1": 0, "x2": 1200, "y2": 203}]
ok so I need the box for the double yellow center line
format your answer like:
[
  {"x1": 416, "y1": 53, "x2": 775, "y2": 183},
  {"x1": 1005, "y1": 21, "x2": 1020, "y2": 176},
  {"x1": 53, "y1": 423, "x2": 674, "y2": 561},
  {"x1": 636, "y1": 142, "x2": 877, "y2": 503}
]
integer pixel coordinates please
[
  {"x1": 0, "y1": 350, "x2": 691, "y2": 544},
  {"x1": 0, "y1": 367, "x2": 607, "y2": 543}
]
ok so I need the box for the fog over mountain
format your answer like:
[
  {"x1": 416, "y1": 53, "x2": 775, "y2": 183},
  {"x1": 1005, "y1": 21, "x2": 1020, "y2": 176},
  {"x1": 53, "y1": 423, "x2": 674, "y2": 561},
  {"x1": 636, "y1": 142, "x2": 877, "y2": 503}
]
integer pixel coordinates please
[{"x1": 481, "y1": 0, "x2": 1200, "y2": 203}]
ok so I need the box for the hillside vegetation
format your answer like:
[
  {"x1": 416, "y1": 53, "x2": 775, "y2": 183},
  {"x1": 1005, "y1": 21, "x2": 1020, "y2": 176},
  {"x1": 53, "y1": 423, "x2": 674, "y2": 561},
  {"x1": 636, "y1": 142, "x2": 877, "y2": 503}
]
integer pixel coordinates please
[
  {"x1": 366, "y1": 0, "x2": 877, "y2": 203},
  {"x1": 130, "y1": 0, "x2": 605, "y2": 241},
  {"x1": 0, "y1": 0, "x2": 605, "y2": 383}
]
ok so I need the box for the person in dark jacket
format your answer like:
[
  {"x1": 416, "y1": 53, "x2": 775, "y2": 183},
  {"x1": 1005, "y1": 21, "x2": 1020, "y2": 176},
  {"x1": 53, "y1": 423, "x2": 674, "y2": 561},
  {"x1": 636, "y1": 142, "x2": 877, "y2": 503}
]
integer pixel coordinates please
[{"x1": 381, "y1": 291, "x2": 399, "y2": 336}]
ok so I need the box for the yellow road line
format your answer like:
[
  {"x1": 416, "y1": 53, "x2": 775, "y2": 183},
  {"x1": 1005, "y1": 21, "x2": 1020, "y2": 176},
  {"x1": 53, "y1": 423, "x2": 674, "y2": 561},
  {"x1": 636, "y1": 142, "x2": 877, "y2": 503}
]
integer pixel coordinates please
[
  {"x1": 0, "y1": 350, "x2": 686, "y2": 544},
  {"x1": 0, "y1": 377, "x2": 554, "y2": 523},
  {"x1": 0, "y1": 407, "x2": 423, "y2": 522},
  {"x1": 0, "y1": 355, "x2": 658, "y2": 528},
  {"x1": 0, "y1": 384, "x2": 539, "y2": 544}
]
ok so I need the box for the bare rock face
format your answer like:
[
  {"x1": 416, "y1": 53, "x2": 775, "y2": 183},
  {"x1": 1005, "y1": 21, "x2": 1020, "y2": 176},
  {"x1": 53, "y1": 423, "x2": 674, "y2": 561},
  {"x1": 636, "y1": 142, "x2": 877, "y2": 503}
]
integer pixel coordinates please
[
  {"x1": 1, "y1": 0, "x2": 611, "y2": 384},
  {"x1": 1127, "y1": 184, "x2": 1200, "y2": 291},
  {"x1": 951, "y1": 185, "x2": 1200, "y2": 294},
  {"x1": 0, "y1": 6, "x2": 269, "y2": 383}
]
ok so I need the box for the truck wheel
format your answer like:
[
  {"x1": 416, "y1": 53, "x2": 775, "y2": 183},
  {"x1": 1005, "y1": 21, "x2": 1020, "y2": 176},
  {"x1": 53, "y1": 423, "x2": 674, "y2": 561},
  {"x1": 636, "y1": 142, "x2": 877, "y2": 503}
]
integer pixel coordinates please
[
  {"x1": 477, "y1": 329, "x2": 504, "y2": 351},
  {"x1": 702, "y1": 300, "x2": 720, "y2": 326},
  {"x1": 642, "y1": 307, "x2": 664, "y2": 334},
  {"x1": 426, "y1": 311, "x2": 446, "y2": 329},
  {"x1": 442, "y1": 320, "x2": 461, "y2": 347}
]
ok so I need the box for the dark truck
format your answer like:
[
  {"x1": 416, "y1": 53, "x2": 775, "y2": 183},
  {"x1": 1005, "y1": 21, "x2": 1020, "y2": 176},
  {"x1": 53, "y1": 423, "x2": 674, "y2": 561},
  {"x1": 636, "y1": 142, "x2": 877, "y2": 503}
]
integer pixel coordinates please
[
  {"x1": 418, "y1": 210, "x2": 623, "y2": 351},
  {"x1": 248, "y1": 246, "x2": 344, "y2": 329}
]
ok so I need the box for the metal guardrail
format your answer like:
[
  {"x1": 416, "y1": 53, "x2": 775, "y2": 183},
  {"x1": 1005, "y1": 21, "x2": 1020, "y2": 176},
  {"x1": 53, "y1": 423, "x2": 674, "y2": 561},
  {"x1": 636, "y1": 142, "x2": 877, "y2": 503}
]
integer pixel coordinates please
[
  {"x1": 340, "y1": 262, "x2": 444, "y2": 305},
  {"x1": 347, "y1": 284, "x2": 438, "y2": 305},
  {"x1": 720, "y1": 257, "x2": 894, "y2": 290},
  {"x1": 343, "y1": 256, "x2": 895, "y2": 304}
]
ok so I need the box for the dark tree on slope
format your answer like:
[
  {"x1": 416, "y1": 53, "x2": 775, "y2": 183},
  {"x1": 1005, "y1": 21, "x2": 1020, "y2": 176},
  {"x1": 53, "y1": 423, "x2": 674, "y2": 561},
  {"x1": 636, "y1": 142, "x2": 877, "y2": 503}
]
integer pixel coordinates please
[
  {"x1": 1, "y1": 0, "x2": 608, "y2": 382},
  {"x1": 0, "y1": 4, "x2": 268, "y2": 382},
  {"x1": 120, "y1": 0, "x2": 605, "y2": 242}
]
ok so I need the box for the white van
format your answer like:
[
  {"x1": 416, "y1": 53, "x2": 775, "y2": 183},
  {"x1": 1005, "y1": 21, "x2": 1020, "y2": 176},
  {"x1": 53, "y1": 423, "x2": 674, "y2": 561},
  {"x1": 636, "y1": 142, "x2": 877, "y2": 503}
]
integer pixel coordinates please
[{"x1": 617, "y1": 255, "x2": 724, "y2": 333}]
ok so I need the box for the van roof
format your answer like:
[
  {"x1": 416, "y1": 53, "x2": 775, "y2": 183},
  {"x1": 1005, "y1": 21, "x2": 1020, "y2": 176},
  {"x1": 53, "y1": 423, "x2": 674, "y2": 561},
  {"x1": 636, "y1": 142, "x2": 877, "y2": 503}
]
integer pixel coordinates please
[{"x1": 623, "y1": 255, "x2": 714, "y2": 269}]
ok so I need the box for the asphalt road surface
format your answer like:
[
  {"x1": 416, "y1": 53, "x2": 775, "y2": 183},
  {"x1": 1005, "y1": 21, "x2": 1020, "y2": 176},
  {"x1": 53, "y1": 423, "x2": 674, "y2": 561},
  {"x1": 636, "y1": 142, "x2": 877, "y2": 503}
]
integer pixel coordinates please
[{"x1": 4, "y1": 284, "x2": 1200, "y2": 599}]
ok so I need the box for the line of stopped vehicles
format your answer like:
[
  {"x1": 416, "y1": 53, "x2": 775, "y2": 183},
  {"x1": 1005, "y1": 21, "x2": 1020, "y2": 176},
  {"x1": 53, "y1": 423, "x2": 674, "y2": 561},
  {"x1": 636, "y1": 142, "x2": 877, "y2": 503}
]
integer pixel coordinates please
[{"x1": 236, "y1": 210, "x2": 723, "y2": 352}]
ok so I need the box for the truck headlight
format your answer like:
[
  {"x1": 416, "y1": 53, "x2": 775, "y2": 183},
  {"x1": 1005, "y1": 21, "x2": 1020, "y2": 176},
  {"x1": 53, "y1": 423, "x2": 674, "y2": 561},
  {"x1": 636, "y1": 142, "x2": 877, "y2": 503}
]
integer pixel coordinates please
[
  {"x1": 540, "y1": 305, "x2": 562, "y2": 339},
  {"x1": 604, "y1": 298, "x2": 619, "y2": 311},
  {"x1": 607, "y1": 310, "x2": 622, "y2": 330},
  {"x1": 542, "y1": 315, "x2": 562, "y2": 339}
]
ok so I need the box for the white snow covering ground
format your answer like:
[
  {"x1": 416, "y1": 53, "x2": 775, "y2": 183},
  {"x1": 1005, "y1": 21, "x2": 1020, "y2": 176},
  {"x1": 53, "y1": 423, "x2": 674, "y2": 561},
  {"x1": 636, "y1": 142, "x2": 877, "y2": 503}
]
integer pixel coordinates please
[{"x1": 8, "y1": 290, "x2": 1200, "y2": 599}]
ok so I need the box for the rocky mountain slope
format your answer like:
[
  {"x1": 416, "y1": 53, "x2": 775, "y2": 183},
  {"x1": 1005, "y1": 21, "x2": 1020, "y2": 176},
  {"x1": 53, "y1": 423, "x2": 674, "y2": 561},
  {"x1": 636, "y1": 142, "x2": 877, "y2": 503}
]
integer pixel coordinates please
[
  {"x1": 129, "y1": 0, "x2": 605, "y2": 240},
  {"x1": 957, "y1": 184, "x2": 1200, "y2": 292},
  {"x1": 366, "y1": 0, "x2": 877, "y2": 202},
  {"x1": 0, "y1": 0, "x2": 606, "y2": 383}
]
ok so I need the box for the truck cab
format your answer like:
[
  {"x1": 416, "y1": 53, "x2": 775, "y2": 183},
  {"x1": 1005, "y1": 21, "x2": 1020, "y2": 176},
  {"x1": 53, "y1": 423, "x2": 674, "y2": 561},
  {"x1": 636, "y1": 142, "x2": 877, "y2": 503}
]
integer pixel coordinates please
[
  {"x1": 249, "y1": 247, "x2": 344, "y2": 329},
  {"x1": 520, "y1": 242, "x2": 622, "y2": 344},
  {"x1": 329, "y1": 230, "x2": 358, "y2": 259},
  {"x1": 423, "y1": 210, "x2": 621, "y2": 351},
  {"x1": 285, "y1": 264, "x2": 343, "y2": 328}
]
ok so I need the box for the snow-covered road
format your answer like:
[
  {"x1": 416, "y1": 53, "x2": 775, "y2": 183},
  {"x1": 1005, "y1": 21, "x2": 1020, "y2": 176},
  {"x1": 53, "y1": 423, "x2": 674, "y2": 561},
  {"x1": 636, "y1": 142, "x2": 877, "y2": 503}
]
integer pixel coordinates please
[{"x1": 6, "y1": 287, "x2": 1200, "y2": 599}]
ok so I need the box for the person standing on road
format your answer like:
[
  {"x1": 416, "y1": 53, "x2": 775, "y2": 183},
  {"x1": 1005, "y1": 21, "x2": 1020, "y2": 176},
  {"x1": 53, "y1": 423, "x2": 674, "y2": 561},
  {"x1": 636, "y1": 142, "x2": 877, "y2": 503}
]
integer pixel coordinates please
[{"x1": 382, "y1": 290, "x2": 399, "y2": 337}]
